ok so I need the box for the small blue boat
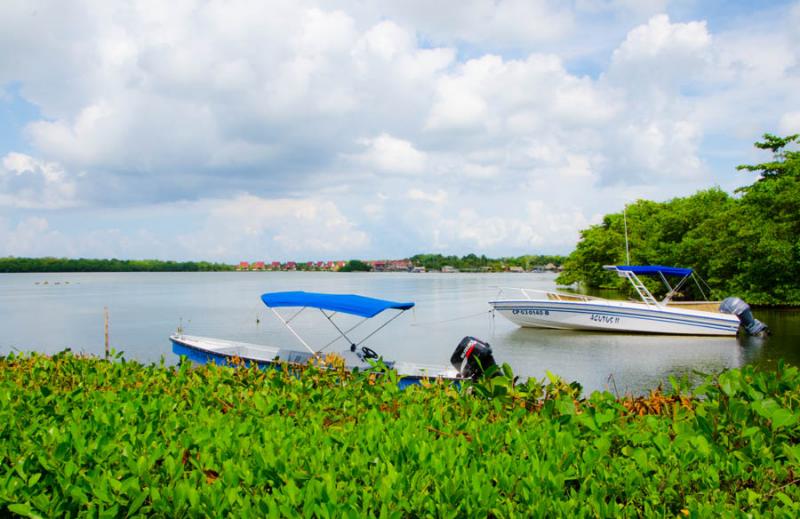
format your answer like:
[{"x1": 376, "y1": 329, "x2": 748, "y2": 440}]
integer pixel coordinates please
[{"x1": 171, "y1": 291, "x2": 496, "y2": 387}]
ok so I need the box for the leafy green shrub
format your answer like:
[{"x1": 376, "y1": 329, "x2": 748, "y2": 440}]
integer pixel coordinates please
[
  {"x1": 1, "y1": 352, "x2": 798, "y2": 517},
  {"x1": 557, "y1": 134, "x2": 800, "y2": 305}
]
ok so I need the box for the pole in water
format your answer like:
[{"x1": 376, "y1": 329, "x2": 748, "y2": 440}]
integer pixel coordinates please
[
  {"x1": 104, "y1": 306, "x2": 109, "y2": 359},
  {"x1": 623, "y1": 205, "x2": 631, "y2": 265}
]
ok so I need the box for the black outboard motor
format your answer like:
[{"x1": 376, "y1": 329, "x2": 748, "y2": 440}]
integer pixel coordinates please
[
  {"x1": 450, "y1": 336, "x2": 497, "y2": 380},
  {"x1": 720, "y1": 297, "x2": 769, "y2": 336}
]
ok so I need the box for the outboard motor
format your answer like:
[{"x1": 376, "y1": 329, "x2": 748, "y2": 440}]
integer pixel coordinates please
[
  {"x1": 720, "y1": 297, "x2": 769, "y2": 336},
  {"x1": 450, "y1": 336, "x2": 497, "y2": 380}
]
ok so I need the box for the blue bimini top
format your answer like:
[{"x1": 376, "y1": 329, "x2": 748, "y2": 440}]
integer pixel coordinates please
[
  {"x1": 261, "y1": 291, "x2": 415, "y2": 318},
  {"x1": 613, "y1": 265, "x2": 693, "y2": 277}
]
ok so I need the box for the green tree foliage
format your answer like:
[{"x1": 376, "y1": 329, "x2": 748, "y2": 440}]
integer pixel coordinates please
[
  {"x1": 736, "y1": 133, "x2": 800, "y2": 181},
  {"x1": 557, "y1": 134, "x2": 800, "y2": 304},
  {"x1": 338, "y1": 259, "x2": 372, "y2": 272},
  {"x1": 0, "y1": 257, "x2": 234, "y2": 273},
  {"x1": 410, "y1": 253, "x2": 565, "y2": 272}
]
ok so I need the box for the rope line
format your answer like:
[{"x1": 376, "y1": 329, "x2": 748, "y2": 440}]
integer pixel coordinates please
[{"x1": 410, "y1": 309, "x2": 494, "y2": 327}]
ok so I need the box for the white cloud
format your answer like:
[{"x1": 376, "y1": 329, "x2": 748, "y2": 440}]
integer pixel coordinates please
[
  {"x1": 576, "y1": 0, "x2": 668, "y2": 16},
  {"x1": 610, "y1": 119, "x2": 705, "y2": 181},
  {"x1": 780, "y1": 112, "x2": 800, "y2": 134},
  {"x1": 0, "y1": 217, "x2": 60, "y2": 256},
  {"x1": 425, "y1": 69, "x2": 491, "y2": 132},
  {"x1": 608, "y1": 14, "x2": 711, "y2": 89},
  {"x1": 428, "y1": 202, "x2": 590, "y2": 251},
  {"x1": 407, "y1": 188, "x2": 447, "y2": 205},
  {"x1": 347, "y1": 0, "x2": 574, "y2": 49},
  {"x1": 362, "y1": 202, "x2": 384, "y2": 218},
  {"x1": 1, "y1": 1, "x2": 799, "y2": 259},
  {"x1": 353, "y1": 21, "x2": 414, "y2": 62},
  {"x1": 350, "y1": 134, "x2": 427, "y2": 175},
  {"x1": 0, "y1": 153, "x2": 79, "y2": 209},
  {"x1": 177, "y1": 194, "x2": 369, "y2": 259},
  {"x1": 427, "y1": 53, "x2": 619, "y2": 138}
]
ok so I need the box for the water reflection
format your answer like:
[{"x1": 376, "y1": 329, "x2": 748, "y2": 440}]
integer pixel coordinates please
[{"x1": 492, "y1": 327, "x2": 746, "y2": 394}]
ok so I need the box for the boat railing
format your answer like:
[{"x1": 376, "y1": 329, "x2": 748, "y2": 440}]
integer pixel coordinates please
[
  {"x1": 614, "y1": 270, "x2": 660, "y2": 307},
  {"x1": 494, "y1": 287, "x2": 603, "y2": 302}
]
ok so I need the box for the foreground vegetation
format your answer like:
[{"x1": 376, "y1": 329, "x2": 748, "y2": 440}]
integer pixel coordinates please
[
  {"x1": 1, "y1": 352, "x2": 799, "y2": 517},
  {"x1": 557, "y1": 134, "x2": 800, "y2": 305},
  {"x1": 0, "y1": 258, "x2": 234, "y2": 273}
]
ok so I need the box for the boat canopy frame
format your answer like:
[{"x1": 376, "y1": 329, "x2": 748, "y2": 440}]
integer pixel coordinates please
[
  {"x1": 604, "y1": 265, "x2": 712, "y2": 305},
  {"x1": 260, "y1": 291, "x2": 415, "y2": 357}
]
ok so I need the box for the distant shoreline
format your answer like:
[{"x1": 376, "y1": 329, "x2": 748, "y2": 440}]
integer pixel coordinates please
[
  {"x1": 1, "y1": 255, "x2": 565, "y2": 274},
  {"x1": 0, "y1": 258, "x2": 234, "y2": 273}
]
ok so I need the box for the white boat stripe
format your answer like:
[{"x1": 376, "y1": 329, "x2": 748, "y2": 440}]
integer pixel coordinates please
[{"x1": 491, "y1": 305, "x2": 739, "y2": 332}]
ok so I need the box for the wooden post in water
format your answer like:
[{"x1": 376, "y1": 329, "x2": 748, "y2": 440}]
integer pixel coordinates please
[{"x1": 104, "y1": 307, "x2": 109, "y2": 359}]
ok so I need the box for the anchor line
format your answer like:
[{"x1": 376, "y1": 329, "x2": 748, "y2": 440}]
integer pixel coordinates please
[{"x1": 410, "y1": 309, "x2": 494, "y2": 327}]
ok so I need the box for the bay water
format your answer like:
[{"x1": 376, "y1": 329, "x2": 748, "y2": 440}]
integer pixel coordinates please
[{"x1": 1, "y1": 271, "x2": 797, "y2": 394}]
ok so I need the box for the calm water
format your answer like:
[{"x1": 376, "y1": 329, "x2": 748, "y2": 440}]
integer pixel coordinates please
[{"x1": 1, "y1": 271, "x2": 797, "y2": 394}]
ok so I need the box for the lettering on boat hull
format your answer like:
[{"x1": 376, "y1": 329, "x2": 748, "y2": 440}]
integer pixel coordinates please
[{"x1": 590, "y1": 314, "x2": 620, "y2": 325}]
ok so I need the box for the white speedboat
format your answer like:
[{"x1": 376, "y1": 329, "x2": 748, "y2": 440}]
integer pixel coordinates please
[{"x1": 489, "y1": 265, "x2": 768, "y2": 336}]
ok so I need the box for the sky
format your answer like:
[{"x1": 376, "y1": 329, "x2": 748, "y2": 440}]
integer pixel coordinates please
[{"x1": 1, "y1": 0, "x2": 799, "y2": 262}]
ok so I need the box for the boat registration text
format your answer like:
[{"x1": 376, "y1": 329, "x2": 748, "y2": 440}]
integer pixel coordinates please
[{"x1": 512, "y1": 308, "x2": 550, "y2": 316}]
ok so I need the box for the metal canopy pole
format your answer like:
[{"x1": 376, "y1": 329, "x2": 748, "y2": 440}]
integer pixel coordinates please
[
  {"x1": 658, "y1": 272, "x2": 674, "y2": 302},
  {"x1": 355, "y1": 310, "x2": 407, "y2": 347},
  {"x1": 319, "y1": 309, "x2": 359, "y2": 350},
  {"x1": 270, "y1": 307, "x2": 317, "y2": 356},
  {"x1": 691, "y1": 273, "x2": 710, "y2": 301},
  {"x1": 317, "y1": 316, "x2": 370, "y2": 353},
  {"x1": 623, "y1": 205, "x2": 631, "y2": 265},
  {"x1": 285, "y1": 307, "x2": 306, "y2": 324}
]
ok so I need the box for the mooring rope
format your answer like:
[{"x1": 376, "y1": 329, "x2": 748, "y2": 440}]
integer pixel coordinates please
[{"x1": 410, "y1": 309, "x2": 494, "y2": 327}]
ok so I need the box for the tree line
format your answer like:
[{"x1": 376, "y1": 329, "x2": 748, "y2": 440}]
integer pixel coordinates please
[
  {"x1": 556, "y1": 134, "x2": 800, "y2": 305},
  {"x1": 410, "y1": 253, "x2": 565, "y2": 272},
  {"x1": 0, "y1": 257, "x2": 234, "y2": 273}
]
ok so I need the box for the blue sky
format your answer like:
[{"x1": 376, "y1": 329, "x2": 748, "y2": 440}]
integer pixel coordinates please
[{"x1": 1, "y1": 0, "x2": 799, "y2": 261}]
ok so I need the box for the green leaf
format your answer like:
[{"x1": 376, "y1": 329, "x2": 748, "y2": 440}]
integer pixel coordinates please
[{"x1": 7, "y1": 503, "x2": 43, "y2": 519}]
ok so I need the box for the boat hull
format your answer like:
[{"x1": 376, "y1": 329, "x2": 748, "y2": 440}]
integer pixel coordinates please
[
  {"x1": 170, "y1": 334, "x2": 461, "y2": 387},
  {"x1": 489, "y1": 300, "x2": 741, "y2": 336}
]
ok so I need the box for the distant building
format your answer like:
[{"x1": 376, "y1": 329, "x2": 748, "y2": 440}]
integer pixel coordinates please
[
  {"x1": 271, "y1": 261, "x2": 281, "y2": 270},
  {"x1": 508, "y1": 266, "x2": 524, "y2": 273},
  {"x1": 441, "y1": 265, "x2": 459, "y2": 273},
  {"x1": 286, "y1": 261, "x2": 297, "y2": 271},
  {"x1": 387, "y1": 259, "x2": 412, "y2": 271},
  {"x1": 237, "y1": 261, "x2": 250, "y2": 271},
  {"x1": 252, "y1": 261, "x2": 265, "y2": 270}
]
